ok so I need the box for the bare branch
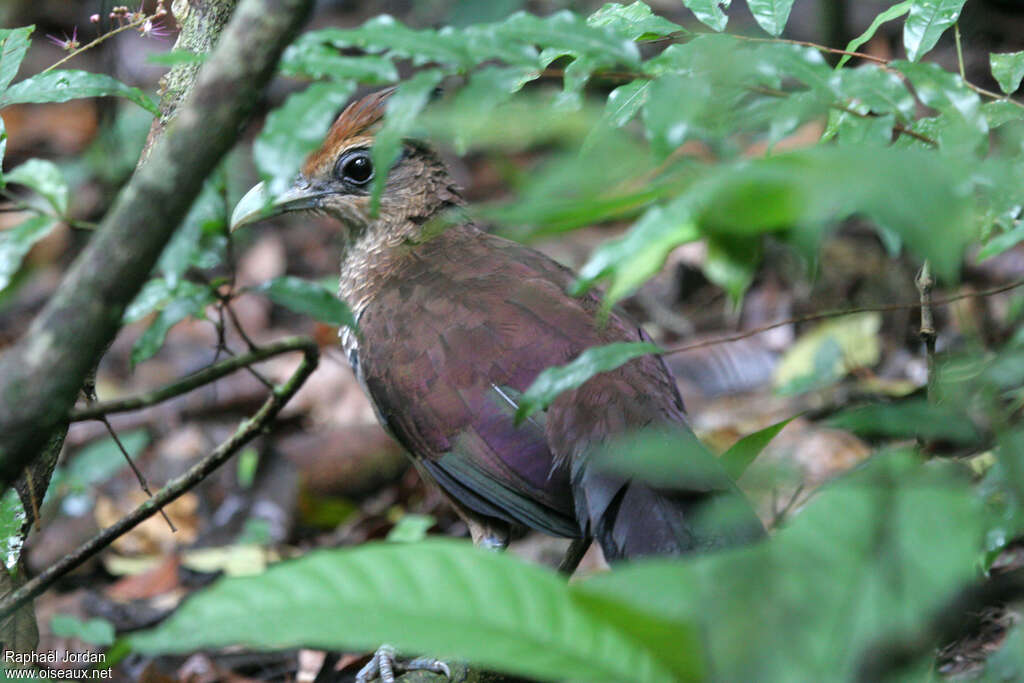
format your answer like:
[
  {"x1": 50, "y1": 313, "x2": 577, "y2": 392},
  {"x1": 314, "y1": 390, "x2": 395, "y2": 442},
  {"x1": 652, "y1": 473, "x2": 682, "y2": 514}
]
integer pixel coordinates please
[
  {"x1": 0, "y1": 0, "x2": 314, "y2": 489},
  {"x1": 0, "y1": 336, "x2": 319, "y2": 621}
]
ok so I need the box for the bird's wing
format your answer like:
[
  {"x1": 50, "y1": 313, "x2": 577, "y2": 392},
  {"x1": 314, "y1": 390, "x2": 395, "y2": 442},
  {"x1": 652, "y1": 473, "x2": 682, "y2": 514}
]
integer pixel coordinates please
[{"x1": 354, "y1": 228, "x2": 650, "y2": 538}]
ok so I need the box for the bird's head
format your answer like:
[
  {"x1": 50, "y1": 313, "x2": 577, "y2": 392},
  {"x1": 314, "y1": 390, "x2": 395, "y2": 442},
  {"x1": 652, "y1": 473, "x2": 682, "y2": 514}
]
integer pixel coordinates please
[{"x1": 230, "y1": 89, "x2": 461, "y2": 243}]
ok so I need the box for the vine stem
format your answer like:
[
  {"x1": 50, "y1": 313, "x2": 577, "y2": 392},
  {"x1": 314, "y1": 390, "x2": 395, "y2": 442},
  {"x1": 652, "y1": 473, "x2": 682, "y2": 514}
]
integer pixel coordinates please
[
  {"x1": 0, "y1": 336, "x2": 318, "y2": 622},
  {"x1": 662, "y1": 278, "x2": 1024, "y2": 357}
]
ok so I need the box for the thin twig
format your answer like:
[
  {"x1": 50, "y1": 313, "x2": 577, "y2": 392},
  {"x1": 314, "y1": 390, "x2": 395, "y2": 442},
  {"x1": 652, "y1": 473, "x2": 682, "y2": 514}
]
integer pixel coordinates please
[
  {"x1": 663, "y1": 278, "x2": 1024, "y2": 357},
  {"x1": 98, "y1": 414, "x2": 177, "y2": 532},
  {"x1": 0, "y1": 336, "x2": 318, "y2": 621},
  {"x1": 916, "y1": 262, "x2": 937, "y2": 404},
  {"x1": 70, "y1": 337, "x2": 310, "y2": 421},
  {"x1": 954, "y1": 23, "x2": 966, "y2": 81},
  {"x1": 42, "y1": 15, "x2": 150, "y2": 74}
]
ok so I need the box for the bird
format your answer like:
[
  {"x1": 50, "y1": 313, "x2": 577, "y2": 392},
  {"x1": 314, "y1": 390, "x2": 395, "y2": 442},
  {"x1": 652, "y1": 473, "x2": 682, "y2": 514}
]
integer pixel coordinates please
[{"x1": 231, "y1": 88, "x2": 764, "y2": 681}]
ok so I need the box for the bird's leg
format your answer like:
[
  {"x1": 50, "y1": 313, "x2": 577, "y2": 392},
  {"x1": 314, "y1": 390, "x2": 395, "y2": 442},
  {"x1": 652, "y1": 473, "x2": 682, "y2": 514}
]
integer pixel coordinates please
[
  {"x1": 355, "y1": 645, "x2": 452, "y2": 683},
  {"x1": 557, "y1": 535, "x2": 592, "y2": 576},
  {"x1": 353, "y1": 516, "x2": 507, "y2": 682}
]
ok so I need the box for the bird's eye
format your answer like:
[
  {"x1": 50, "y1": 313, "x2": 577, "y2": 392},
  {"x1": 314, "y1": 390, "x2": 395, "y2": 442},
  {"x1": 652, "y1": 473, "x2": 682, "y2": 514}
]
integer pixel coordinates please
[{"x1": 339, "y1": 153, "x2": 374, "y2": 185}]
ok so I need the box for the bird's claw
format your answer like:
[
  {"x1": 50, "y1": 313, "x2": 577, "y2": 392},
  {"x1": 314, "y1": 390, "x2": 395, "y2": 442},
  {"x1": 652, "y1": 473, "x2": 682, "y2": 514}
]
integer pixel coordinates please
[{"x1": 354, "y1": 644, "x2": 452, "y2": 683}]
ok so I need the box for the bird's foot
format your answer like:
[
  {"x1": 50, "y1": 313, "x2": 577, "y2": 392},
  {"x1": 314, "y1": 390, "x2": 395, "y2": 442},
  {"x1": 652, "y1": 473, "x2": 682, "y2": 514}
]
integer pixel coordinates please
[{"x1": 354, "y1": 644, "x2": 452, "y2": 683}]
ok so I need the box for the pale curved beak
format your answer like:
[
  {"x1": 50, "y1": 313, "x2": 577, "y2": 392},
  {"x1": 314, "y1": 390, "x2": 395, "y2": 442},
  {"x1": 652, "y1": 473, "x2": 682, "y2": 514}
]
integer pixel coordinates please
[{"x1": 229, "y1": 180, "x2": 327, "y2": 232}]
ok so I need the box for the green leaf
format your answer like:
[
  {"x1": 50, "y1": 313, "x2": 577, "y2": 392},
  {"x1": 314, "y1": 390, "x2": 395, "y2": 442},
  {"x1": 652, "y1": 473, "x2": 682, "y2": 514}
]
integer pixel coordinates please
[
  {"x1": 979, "y1": 221, "x2": 1024, "y2": 260},
  {"x1": 892, "y1": 60, "x2": 986, "y2": 154},
  {"x1": 691, "y1": 146, "x2": 974, "y2": 282},
  {"x1": 280, "y1": 40, "x2": 398, "y2": 83},
  {"x1": 258, "y1": 276, "x2": 357, "y2": 329},
  {"x1": 702, "y1": 235, "x2": 760, "y2": 306},
  {"x1": 308, "y1": 18, "x2": 472, "y2": 69},
  {"x1": 983, "y1": 100, "x2": 1024, "y2": 129},
  {"x1": 49, "y1": 615, "x2": 115, "y2": 646},
  {"x1": 577, "y1": 451, "x2": 986, "y2": 680},
  {"x1": 369, "y1": 70, "x2": 443, "y2": 214},
  {"x1": 601, "y1": 80, "x2": 650, "y2": 129},
  {"x1": 145, "y1": 49, "x2": 207, "y2": 66},
  {"x1": 837, "y1": 1, "x2": 913, "y2": 69},
  {"x1": 498, "y1": 11, "x2": 641, "y2": 68},
  {"x1": 828, "y1": 400, "x2": 981, "y2": 445},
  {"x1": 903, "y1": 0, "x2": 966, "y2": 62},
  {"x1": 0, "y1": 26, "x2": 33, "y2": 92},
  {"x1": 746, "y1": 0, "x2": 796, "y2": 36},
  {"x1": 387, "y1": 514, "x2": 436, "y2": 542},
  {"x1": 254, "y1": 80, "x2": 355, "y2": 196},
  {"x1": 719, "y1": 415, "x2": 796, "y2": 480},
  {"x1": 157, "y1": 173, "x2": 226, "y2": 288},
  {"x1": 516, "y1": 342, "x2": 661, "y2": 423},
  {"x1": 573, "y1": 198, "x2": 699, "y2": 309},
  {"x1": 587, "y1": 2, "x2": 685, "y2": 41},
  {"x1": 128, "y1": 540, "x2": 682, "y2": 682},
  {"x1": 4, "y1": 158, "x2": 69, "y2": 215},
  {"x1": 131, "y1": 288, "x2": 214, "y2": 367},
  {"x1": 990, "y1": 51, "x2": 1024, "y2": 95},
  {"x1": 681, "y1": 0, "x2": 731, "y2": 32},
  {"x1": 0, "y1": 70, "x2": 158, "y2": 115},
  {"x1": 592, "y1": 427, "x2": 734, "y2": 492},
  {"x1": 837, "y1": 64, "x2": 916, "y2": 122},
  {"x1": 0, "y1": 214, "x2": 58, "y2": 292},
  {"x1": 0, "y1": 488, "x2": 26, "y2": 570},
  {"x1": 446, "y1": 66, "x2": 540, "y2": 153}
]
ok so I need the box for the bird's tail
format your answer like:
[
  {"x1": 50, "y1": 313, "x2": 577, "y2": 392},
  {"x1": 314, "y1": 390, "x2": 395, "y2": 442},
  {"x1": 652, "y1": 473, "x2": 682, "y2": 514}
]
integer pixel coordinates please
[{"x1": 573, "y1": 468, "x2": 765, "y2": 561}]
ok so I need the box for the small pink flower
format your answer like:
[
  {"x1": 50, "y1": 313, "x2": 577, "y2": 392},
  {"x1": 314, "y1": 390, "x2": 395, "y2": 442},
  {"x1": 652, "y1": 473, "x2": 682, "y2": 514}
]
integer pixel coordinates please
[
  {"x1": 46, "y1": 26, "x2": 79, "y2": 52},
  {"x1": 89, "y1": 14, "x2": 100, "y2": 24},
  {"x1": 138, "y1": 17, "x2": 170, "y2": 39}
]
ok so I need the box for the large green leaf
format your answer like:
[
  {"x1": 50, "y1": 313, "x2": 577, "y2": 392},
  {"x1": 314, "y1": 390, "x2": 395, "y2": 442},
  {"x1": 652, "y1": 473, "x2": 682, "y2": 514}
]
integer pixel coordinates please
[
  {"x1": 280, "y1": 40, "x2": 398, "y2": 83},
  {"x1": 990, "y1": 51, "x2": 1024, "y2": 95},
  {"x1": 828, "y1": 400, "x2": 981, "y2": 445},
  {"x1": 309, "y1": 17, "x2": 473, "y2": 69},
  {"x1": 573, "y1": 197, "x2": 699, "y2": 308},
  {"x1": 903, "y1": 0, "x2": 967, "y2": 62},
  {"x1": 745, "y1": 0, "x2": 796, "y2": 36},
  {"x1": 4, "y1": 158, "x2": 69, "y2": 216},
  {"x1": 157, "y1": 173, "x2": 227, "y2": 288},
  {"x1": 0, "y1": 214, "x2": 58, "y2": 292},
  {"x1": 516, "y1": 342, "x2": 661, "y2": 423},
  {"x1": 130, "y1": 285, "x2": 215, "y2": 367},
  {"x1": 0, "y1": 26, "x2": 33, "y2": 92},
  {"x1": 837, "y1": 1, "x2": 913, "y2": 68},
  {"x1": 128, "y1": 540, "x2": 684, "y2": 682},
  {"x1": 254, "y1": 80, "x2": 355, "y2": 196},
  {"x1": 586, "y1": 2, "x2": 685, "y2": 41},
  {"x1": 681, "y1": 0, "x2": 731, "y2": 32},
  {"x1": 892, "y1": 60, "x2": 987, "y2": 154},
  {"x1": 719, "y1": 416, "x2": 796, "y2": 480},
  {"x1": 0, "y1": 70, "x2": 158, "y2": 114},
  {"x1": 257, "y1": 276, "x2": 356, "y2": 329},
  {"x1": 575, "y1": 451, "x2": 987, "y2": 680},
  {"x1": 369, "y1": 69, "x2": 444, "y2": 214},
  {"x1": 0, "y1": 489, "x2": 26, "y2": 570}
]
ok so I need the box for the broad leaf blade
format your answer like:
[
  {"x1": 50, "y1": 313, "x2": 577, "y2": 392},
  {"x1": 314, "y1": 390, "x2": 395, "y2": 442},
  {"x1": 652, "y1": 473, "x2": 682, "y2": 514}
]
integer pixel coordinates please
[
  {"x1": 254, "y1": 80, "x2": 355, "y2": 196},
  {"x1": 990, "y1": 51, "x2": 1024, "y2": 95},
  {"x1": 903, "y1": 0, "x2": 967, "y2": 62},
  {"x1": 0, "y1": 214, "x2": 58, "y2": 292},
  {"x1": 129, "y1": 540, "x2": 680, "y2": 682},
  {"x1": 258, "y1": 276, "x2": 356, "y2": 329},
  {"x1": 0, "y1": 70, "x2": 158, "y2": 114},
  {"x1": 0, "y1": 26, "x2": 33, "y2": 92},
  {"x1": 719, "y1": 415, "x2": 796, "y2": 480},
  {"x1": 516, "y1": 342, "x2": 661, "y2": 423},
  {"x1": 681, "y1": 0, "x2": 731, "y2": 32},
  {"x1": 746, "y1": 0, "x2": 796, "y2": 36},
  {"x1": 369, "y1": 70, "x2": 443, "y2": 214},
  {"x1": 837, "y1": 1, "x2": 913, "y2": 69},
  {"x1": 4, "y1": 159, "x2": 69, "y2": 216}
]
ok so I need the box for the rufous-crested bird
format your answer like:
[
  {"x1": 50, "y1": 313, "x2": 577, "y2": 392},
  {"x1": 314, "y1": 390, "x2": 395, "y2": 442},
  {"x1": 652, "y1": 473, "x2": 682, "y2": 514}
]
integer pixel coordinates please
[{"x1": 231, "y1": 89, "x2": 763, "y2": 681}]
